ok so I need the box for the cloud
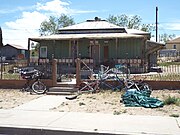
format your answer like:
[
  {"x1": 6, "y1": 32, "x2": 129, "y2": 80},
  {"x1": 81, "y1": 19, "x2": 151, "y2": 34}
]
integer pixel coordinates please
[
  {"x1": 36, "y1": 0, "x2": 70, "y2": 15},
  {"x1": 3, "y1": 11, "x2": 47, "y2": 48},
  {"x1": 36, "y1": 0, "x2": 96, "y2": 15},
  {"x1": 5, "y1": 11, "x2": 47, "y2": 30},
  {"x1": 2, "y1": 28, "x2": 36, "y2": 49},
  {"x1": 165, "y1": 23, "x2": 180, "y2": 31},
  {"x1": 3, "y1": 0, "x2": 97, "y2": 48},
  {"x1": 0, "y1": 6, "x2": 35, "y2": 14}
]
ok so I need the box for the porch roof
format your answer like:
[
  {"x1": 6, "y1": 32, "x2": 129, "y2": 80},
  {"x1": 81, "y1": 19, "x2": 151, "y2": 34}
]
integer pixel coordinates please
[
  {"x1": 30, "y1": 33, "x2": 144, "y2": 42},
  {"x1": 145, "y1": 40, "x2": 165, "y2": 55}
]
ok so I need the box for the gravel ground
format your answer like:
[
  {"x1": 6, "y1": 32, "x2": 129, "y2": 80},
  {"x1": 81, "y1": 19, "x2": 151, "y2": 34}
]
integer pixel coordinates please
[{"x1": 0, "y1": 89, "x2": 179, "y2": 117}]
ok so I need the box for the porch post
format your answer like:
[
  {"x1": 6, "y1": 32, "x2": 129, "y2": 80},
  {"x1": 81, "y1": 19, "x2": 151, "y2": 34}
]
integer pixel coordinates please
[
  {"x1": 116, "y1": 38, "x2": 118, "y2": 60},
  {"x1": 27, "y1": 38, "x2": 30, "y2": 66},
  {"x1": 52, "y1": 59, "x2": 57, "y2": 86},
  {"x1": 76, "y1": 58, "x2": 81, "y2": 87}
]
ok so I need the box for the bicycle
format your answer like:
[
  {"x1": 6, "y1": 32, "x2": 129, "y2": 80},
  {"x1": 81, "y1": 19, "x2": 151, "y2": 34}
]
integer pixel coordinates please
[
  {"x1": 66, "y1": 77, "x2": 100, "y2": 100},
  {"x1": 123, "y1": 76, "x2": 152, "y2": 92},
  {"x1": 20, "y1": 69, "x2": 47, "y2": 94},
  {"x1": 98, "y1": 65, "x2": 125, "y2": 90}
]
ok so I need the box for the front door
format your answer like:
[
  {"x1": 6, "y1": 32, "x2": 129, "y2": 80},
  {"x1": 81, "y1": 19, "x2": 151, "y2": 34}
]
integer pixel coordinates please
[
  {"x1": 91, "y1": 45, "x2": 99, "y2": 66},
  {"x1": 104, "y1": 46, "x2": 109, "y2": 62}
]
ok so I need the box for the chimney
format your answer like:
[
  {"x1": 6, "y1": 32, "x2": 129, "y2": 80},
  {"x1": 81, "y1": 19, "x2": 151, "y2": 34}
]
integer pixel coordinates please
[{"x1": 94, "y1": 17, "x2": 101, "y2": 21}]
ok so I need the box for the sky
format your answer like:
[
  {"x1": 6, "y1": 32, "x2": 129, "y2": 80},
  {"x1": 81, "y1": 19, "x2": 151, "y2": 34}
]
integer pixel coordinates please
[{"x1": 0, "y1": 0, "x2": 180, "y2": 49}]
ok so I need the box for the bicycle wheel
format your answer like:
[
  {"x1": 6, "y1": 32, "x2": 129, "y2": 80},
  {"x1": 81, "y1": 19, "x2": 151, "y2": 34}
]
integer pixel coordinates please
[{"x1": 32, "y1": 81, "x2": 46, "y2": 94}]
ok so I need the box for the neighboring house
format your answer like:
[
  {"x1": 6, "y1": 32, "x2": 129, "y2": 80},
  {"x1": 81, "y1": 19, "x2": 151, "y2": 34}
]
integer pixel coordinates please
[
  {"x1": 29, "y1": 17, "x2": 164, "y2": 73},
  {"x1": 166, "y1": 37, "x2": 180, "y2": 51},
  {"x1": 0, "y1": 44, "x2": 28, "y2": 60},
  {"x1": 164, "y1": 37, "x2": 180, "y2": 58}
]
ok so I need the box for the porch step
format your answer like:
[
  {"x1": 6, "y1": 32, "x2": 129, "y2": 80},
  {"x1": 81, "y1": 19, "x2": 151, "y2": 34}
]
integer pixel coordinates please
[
  {"x1": 56, "y1": 83, "x2": 76, "y2": 87},
  {"x1": 46, "y1": 86, "x2": 78, "y2": 95},
  {"x1": 46, "y1": 91, "x2": 74, "y2": 95}
]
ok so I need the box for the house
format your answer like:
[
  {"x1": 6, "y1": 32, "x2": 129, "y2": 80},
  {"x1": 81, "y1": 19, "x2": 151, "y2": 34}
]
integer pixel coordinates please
[
  {"x1": 166, "y1": 37, "x2": 180, "y2": 51},
  {"x1": 165, "y1": 37, "x2": 180, "y2": 57},
  {"x1": 0, "y1": 44, "x2": 28, "y2": 60},
  {"x1": 29, "y1": 17, "x2": 164, "y2": 73}
]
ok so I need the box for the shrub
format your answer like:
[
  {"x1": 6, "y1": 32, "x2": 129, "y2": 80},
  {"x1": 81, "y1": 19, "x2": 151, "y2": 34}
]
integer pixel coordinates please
[
  {"x1": 163, "y1": 95, "x2": 180, "y2": 106},
  {"x1": 169, "y1": 114, "x2": 179, "y2": 118}
]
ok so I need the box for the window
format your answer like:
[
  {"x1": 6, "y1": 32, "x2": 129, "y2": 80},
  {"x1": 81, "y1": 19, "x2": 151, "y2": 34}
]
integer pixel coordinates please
[
  {"x1": 40, "y1": 46, "x2": 47, "y2": 58},
  {"x1": 173, "y1": 44, "x2": 176, "y2": 49}
]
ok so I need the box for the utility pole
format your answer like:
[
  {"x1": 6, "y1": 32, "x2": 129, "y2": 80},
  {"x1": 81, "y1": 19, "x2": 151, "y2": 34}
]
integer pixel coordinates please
[{"x1": 156, "y1": 6, "x2": 158, "y2": 42}]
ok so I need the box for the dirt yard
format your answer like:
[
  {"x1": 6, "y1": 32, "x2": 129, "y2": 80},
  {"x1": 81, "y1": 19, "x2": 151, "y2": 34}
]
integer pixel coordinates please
[
  {"x1": 52, "y1": 90, "x2": 180, "y2": 117},
  {"x1": 0, "y1": 89, "x2": 42, "y2": 109},
  {"x1": 0, "y1": 89, "x2": 179, "y2": 117}
]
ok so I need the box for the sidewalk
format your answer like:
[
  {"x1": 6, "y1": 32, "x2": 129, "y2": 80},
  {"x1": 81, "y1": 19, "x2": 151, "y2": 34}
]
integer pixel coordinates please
[{"x1": 0, "y1": 95, "x2": 179, "y2": 135}]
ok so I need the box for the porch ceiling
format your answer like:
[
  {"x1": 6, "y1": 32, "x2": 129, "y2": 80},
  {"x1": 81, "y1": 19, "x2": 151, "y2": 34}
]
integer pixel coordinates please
[{"x1": 29, "y1": 33, "x2": 143, "y2": 42}]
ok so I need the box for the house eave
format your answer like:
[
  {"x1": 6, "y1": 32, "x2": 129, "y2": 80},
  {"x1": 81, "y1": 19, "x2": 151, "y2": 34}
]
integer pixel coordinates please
[{"x1": 30, "y1": 33, "x2": 144, "y2": 42}]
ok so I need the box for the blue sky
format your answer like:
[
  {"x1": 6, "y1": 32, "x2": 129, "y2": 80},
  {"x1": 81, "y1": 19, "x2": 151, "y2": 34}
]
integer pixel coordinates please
[{"x1": 0, "y1": 0, "x2": 180, "y2": 48}]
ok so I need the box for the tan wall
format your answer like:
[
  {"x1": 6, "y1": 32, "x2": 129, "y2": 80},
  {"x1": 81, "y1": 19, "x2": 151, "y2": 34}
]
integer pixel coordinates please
[{"x1": 166, "y1": 43, "x2": 180, "y2": 51}]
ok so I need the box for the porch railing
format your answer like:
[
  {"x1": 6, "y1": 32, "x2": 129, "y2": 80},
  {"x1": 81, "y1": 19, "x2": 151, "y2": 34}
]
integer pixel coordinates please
[{"x1": 1, "y1": 58, "x2": 180, "y2": 81}]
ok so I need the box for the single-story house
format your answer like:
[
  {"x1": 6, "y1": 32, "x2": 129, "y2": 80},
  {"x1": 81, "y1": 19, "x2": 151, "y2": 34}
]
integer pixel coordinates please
[
  {"x1": 29, "y1": 17, "x2": 164, "y2": 73},
  {"x1": 0, "y1": 44, "x2": 28, "y2": 60}
]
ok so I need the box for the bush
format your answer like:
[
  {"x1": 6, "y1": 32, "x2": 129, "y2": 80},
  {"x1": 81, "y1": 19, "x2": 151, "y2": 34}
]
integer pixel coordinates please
[
  {"x1": 163, "y1": 95, "x2": 180, "y2": 106},
  {"x1": 169, "y1": 114, "x2": 179, "y2": 118}
]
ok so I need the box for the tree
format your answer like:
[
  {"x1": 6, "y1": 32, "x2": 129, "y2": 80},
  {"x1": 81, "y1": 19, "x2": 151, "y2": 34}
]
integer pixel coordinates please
[
  {"x1": 107, "y1": 14, "x2": 155, "y2": 32},
  {"x1": 159, "y1": 33, "x2": 176, "y2": 43},
  {"x1": 39, "y1": 14, "x2": 75, "y2": 36}
]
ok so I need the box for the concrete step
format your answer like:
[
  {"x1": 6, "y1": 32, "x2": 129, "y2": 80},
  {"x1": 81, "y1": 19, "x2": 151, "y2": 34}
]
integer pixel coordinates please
[
  {"x1": 46, "y1": 91, "x2": 75, "y2": 95},
  {"x1": 48, "y1": 87, "x2": 78, "y2": 92},
  {"x1": 56, "y1": 83, "x2": 76, "y2": 87},
  {"x1": 46, "y1": 86, "x2": 78, "y2": 95}
]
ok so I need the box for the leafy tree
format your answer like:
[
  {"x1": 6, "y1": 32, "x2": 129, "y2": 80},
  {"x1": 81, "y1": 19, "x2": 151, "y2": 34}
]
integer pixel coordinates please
[
  {"x1": 159, "y1": 33, "x2": 176, "y2": 43},
  {"x1": 107, "y1": 14, "x2": 155, "y2": 32},
  {"x1": 39, "y1": 14, "x2": 75, "y2": 36}
]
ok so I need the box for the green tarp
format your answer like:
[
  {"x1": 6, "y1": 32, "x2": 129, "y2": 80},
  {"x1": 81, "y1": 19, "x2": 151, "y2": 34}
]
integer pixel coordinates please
[{"x1": 122, "y1": 89, "x2": 164, "y2": 108}]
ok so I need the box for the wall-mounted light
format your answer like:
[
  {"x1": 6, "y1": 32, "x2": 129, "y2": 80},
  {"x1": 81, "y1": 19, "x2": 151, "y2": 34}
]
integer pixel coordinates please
[
  {"x1": 95, "y1": 40, "x2": 99, "y2": 44},
  {"x1": 31, "y1": 42, "x2": 35, "y2": 48},
  {"x1": 104, "y1": 40, "x2": 109, "y2": 44},
  {"x1": 90, "y1": 41, "x2": 94, "y2": 45}
]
